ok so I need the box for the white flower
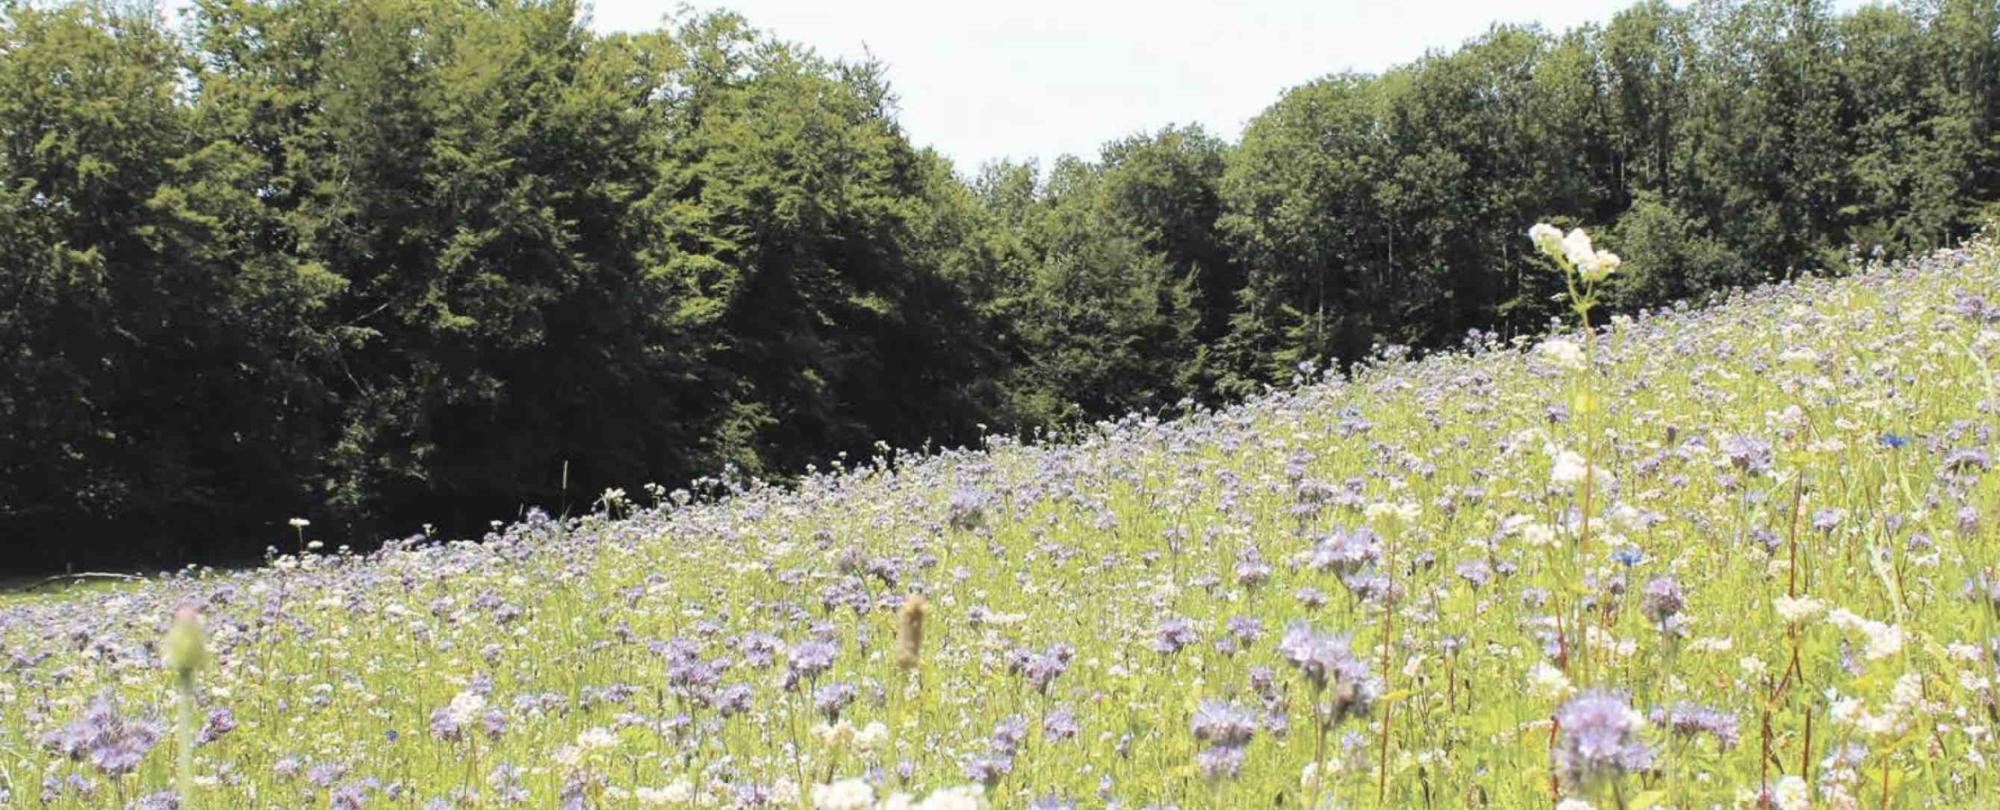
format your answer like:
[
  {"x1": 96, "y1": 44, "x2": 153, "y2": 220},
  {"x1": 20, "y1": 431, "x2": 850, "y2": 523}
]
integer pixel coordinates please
[
  {"x1": 1863, "y1": 623, "x2": 1904, "y2": 661},
  {"x1": 287, "y1": 517, "x2": 310, "y2": 528},
  {"x1": 1830, "y1": 695, "x2": 1865, "y2": 726},
  {"x1": 634, "y1": 780, "x2": 696, "y2": 805},
  {"x1": 1364, "y1": 500, "x2": 1420, "y2": 523},
  {"x1": 1556, "y1": 799, "x2": 1596, "y2": 810},
  {"x1": 1772, "y1": 775, "x2": 1810, "y2": 810},
  {"x1": 1778, "y1": 348, "x2": 1819, "y2": 366},
  {"x1": 855, "y1": 721, "x2": 890, "y2": 752},
  {"x1": 1530, "y1": 223, "x2": 1564, "y2": 256},
  {"x1": 444, "y1": 690, "x2": 486, "y2": 727},
  {"x1": 812, "y1": 720, "x2": 857, "y2": 750},
  {"x1": 913, "y1": 785, "x2": 985, "y2": 810},
  {"x1": 809, "y1": 778, "x2": 874, "y2": 810},
  {"x1": 1561, "y1": 228, "x2": 1597, "y2": 267},
  {"x1": 1538, "y1": 338, "x2": 1587, "y2": 371},
  {"x1": 1773, "y1": 595, "x2": 1823, "y2": 623},
  {"x1": 576, "y1": 726, "x2": 618, "y2": 752},
  {"x1": 1521, "y1": 523, "x2": 1558, "y2": 548},
  {"x1": 1578, "y1": 250, "x2": 1621, "y2": 283},
  {"x1": 1550, "y1": 450, "x2": 1587, "y2": 485},
  {"x1": 1527, "y1": 661, "x2": 1572, "y2": 700}
]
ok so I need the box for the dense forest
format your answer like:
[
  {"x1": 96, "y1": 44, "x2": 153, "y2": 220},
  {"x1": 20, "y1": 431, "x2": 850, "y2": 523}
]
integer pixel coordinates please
[{"x1": 2, "y1": 0, "x2": 1996, "y2": 569}]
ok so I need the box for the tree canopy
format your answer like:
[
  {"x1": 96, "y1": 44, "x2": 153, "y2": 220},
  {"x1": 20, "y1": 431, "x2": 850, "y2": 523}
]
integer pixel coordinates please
[{"x1": 3, "y1": 0, "x2": 1996, "y2": 568}]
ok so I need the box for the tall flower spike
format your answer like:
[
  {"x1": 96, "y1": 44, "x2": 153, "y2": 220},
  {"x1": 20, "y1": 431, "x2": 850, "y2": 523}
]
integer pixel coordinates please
[
  {"x1": 163, "y1": 605, "x2": 207, "y2": 806},
  {"x1": 162, "y1": 605, "x2": 207, "y2": 679},
  {"x1": 894, "y1": 594, "x2": 926, "y2": 670}
]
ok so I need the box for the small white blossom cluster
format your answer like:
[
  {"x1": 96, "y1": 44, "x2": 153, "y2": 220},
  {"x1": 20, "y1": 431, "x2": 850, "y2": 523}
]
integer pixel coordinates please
[
  {"x1": 1828, "y1": 671, "x2": 1925, "y2": 737},
  {"x1": 1823, "y1": 608, "x2": 1904, "y2": 661},
  {"x1": 1530, "y1": 223, "x2": 1623, "y2": 283}
]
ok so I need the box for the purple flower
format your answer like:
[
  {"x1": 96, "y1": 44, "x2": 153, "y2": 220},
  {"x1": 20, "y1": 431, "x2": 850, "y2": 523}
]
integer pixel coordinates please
[
  {"x1": 1043, "y1": 706, "x2": 1078, "y2": 741},
  {"x1": 1278, "y1": 623, "x2": 1375, "y2": 723},
  {"x1": 1195, "y1": 743, "x2": 1246, "y2": 780},
  {"x1": 43, "y1": 693, "x2": 162, "y2": 778},
  {"x1": 812, "y1": 682, "x2": 856, "y2": 720},
  {"x1": 1309, "y1": 528, "x2": 1381, "y2": 575},
  {"x1": 1650, "y1": 702, "x2": 1739, "y2": 749},
  {"x1": 1233, "y1": 550, "x2": 1272, "y2": 587},
  {"x1": 1966, "y1": 571, "x2": 2000, "y2": 617},
  {"x1": 990, "y1": 715, "x2": 1029, "y2": 755},
  {"x1": 1640, "y1": 576, "x2": 1684, "y2": 626},
  {"x1": 195, "y1": 706, "x2": 237, "y2": 745},
  {"x1": 1011, "y1": 643, "x2": 1074, "y2": 693},
  {"x1": 1190, "y1": 700, "x2": 1258, "y2": 747},
  {"x1": 1553, "y1": 691, "x2": 1653, "y2": 792},
  {"x1": 960, "y1": 752, "x2": 1013, "y2": 785},
  {"x1": 127, "y1": 791, "x2": 179, "y2": 810},
  {"x1": 1152, "y1": 617, "x2": 1198, "y2": 655},
  {"x1": 1721, "y1": 435, "x2": 1773, "y2": 474},
  {"x1": 786, "y1": 639, "x2": 837, "y2": 688}
]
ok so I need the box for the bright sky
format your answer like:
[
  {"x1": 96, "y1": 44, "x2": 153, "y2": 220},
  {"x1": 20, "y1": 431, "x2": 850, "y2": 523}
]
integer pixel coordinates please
[{"x1": 583, "y1": 0, "x2": 1861, "y2": 175}]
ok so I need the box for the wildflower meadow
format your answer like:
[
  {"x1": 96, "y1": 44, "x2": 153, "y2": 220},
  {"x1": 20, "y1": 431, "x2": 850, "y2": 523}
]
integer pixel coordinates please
[{"x1": 5, "y1": 229, "x2": 2000, "y2": 808}]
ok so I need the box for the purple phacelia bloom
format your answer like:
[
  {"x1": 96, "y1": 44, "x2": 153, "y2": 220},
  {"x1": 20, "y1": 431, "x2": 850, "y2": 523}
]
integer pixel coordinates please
[
  {"x1": 305, "y1": 760, "x2": 349, "y2": 789},
  {"x1": 1225, "y1": 616, "x2": 1264, "y2": 648},
  {"x1": 960, "y1": 752, "x2": 1013, "y2": 785},
  {"x1": 1721, "y1": 435, "x2": 1773, "y2": 474},
  {"x1": 786, "y1": 639, "x2": 837, "y2": 688},
  {"x1": 43, "y1": 692, "x2": 162, "y2": 778},
  {"x1": 1553, "y1": 691, "x2": 1653, "y2": 793},
  {"x1": 1309, "y1": 528, "x2": 1382, "y2": 575},
  {"x1": 128, "y1": 791, "x2": 179, "y2": 810},
  {"x1": 1640, "y1": 576, "x2": 1684, "y2": 626},
  {"x1": 198, "y1": 707, "x2": 236, "y2": 745},
  {"x1": 1195, "y1": 743, "x2": 1246, "y2": 780},
  {"x1": 1278, "y1": 623, "x2": 1375, "y2": 723},
  {"x1": 1945, "y1": 447, "x2": 1991, "y2": 473},
  {"x1": 948, "y1": 489, "x2": 990, "y2": 531},
  {"x1": 991, "y1": 715, "x2": 1029, "y2": 754},
  {"x1": 737, "y1": 633, "x2": 782, "y2": 668},
  {"x1": 1152, "y1": 616, "x2": 1198, "y2": 655},
  {"x1": 1966, "y1": 571, "x2": 2000, "y2": 617},
  {"x1": 812, "y1": 682, "x2": 856, "y2": 720},
  {"x1": 1650, "y1": 702, "x2": 1739, "y2": 749},
  {"x1": 1190, "y1": 699, "x2": 1258, "y2": 747},
  {"x1": 1043, "y1": 706, "x2": 1078, "y2": 741},
  {"x1": 480, "y1": 710, "x2": 507, "y2": 740},
  {"x1": 1233, "y1": 550, "x2": 1272, "y2": 587}
]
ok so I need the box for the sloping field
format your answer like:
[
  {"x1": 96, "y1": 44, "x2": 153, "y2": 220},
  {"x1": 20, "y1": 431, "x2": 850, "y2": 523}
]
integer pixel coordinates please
[{"x1": 5, "y1": 240, "x2": 1997, "y2": 808}]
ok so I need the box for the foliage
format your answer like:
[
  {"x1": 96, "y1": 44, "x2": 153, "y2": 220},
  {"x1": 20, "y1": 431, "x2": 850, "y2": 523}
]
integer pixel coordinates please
[{"x1": 1, "y1": 0, "x2": 1997, "y2": 566}]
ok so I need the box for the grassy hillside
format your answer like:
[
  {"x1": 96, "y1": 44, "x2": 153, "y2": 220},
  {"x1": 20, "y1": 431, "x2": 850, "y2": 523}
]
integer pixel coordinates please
[{"x1": 4, "y1": 235, "x2": 1999, "y2": 808}]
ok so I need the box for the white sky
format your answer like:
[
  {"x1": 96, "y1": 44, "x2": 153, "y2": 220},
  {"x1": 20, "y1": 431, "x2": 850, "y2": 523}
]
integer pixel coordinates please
[{"x1": 584, "y1": 0, "x2": 1866, "y2": 175}]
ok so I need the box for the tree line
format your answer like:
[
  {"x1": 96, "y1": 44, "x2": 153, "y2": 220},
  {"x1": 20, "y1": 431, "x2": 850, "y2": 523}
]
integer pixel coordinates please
[{"x1": 2, "y1": 0, "x2": 1995, "y2": 569}]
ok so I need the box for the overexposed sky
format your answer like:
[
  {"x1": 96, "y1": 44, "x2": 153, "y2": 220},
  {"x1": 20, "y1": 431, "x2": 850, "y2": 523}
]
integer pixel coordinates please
[{"x1": 585, "y1": 0, "x2": 1863, "y2": 175}]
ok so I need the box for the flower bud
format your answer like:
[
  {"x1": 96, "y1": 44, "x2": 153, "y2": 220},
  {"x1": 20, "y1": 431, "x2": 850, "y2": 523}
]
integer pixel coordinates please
[
  {"x1": 162, "y1": 605, "x2": 207, "y2": 678},
  {"x1": 893, "y1": 594, "x2": 926, "y2": 670}
]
